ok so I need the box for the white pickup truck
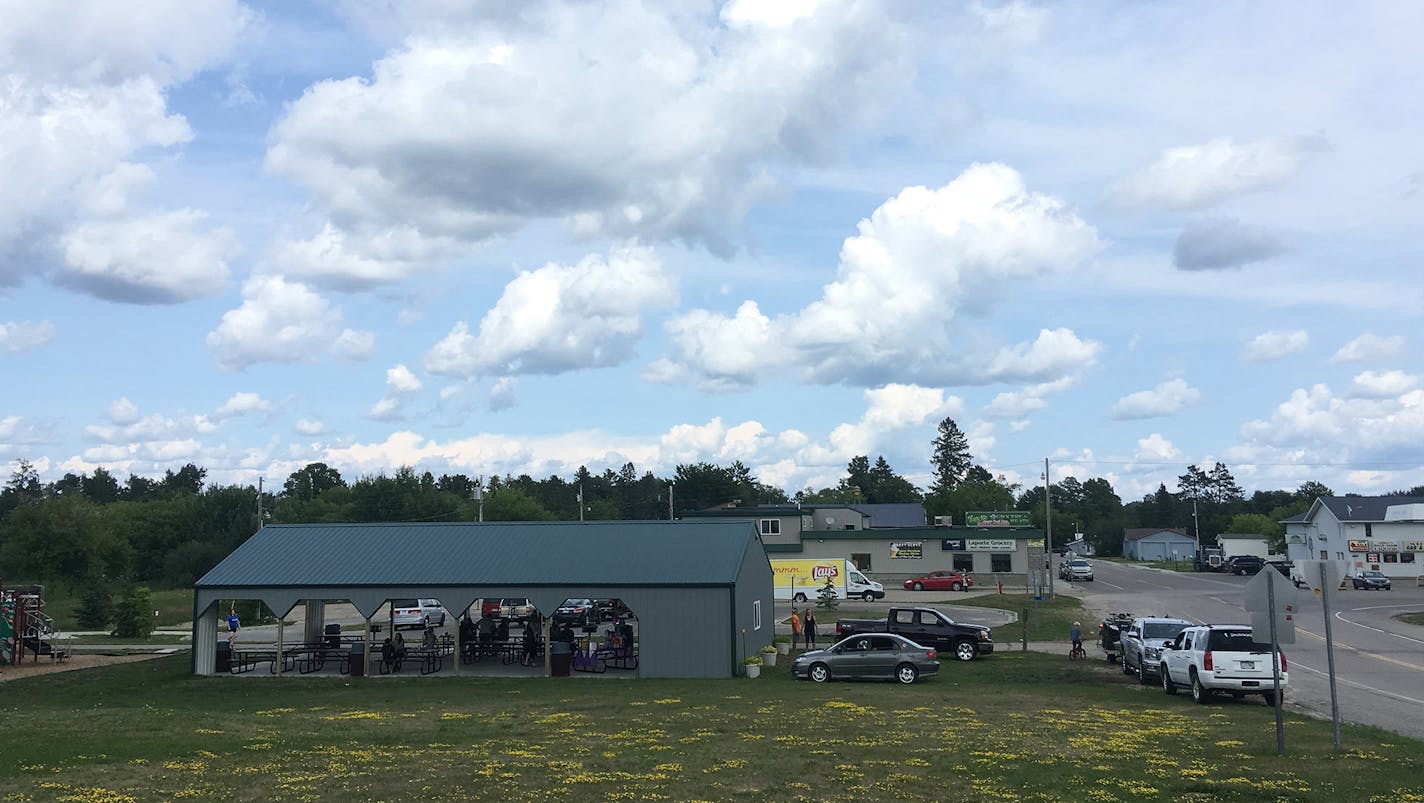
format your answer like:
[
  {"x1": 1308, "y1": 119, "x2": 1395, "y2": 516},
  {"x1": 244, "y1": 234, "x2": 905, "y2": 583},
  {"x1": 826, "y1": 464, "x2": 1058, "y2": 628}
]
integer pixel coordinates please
[{"x1": 1159, "y1": 624, "x2": 1287, "y2": 705}]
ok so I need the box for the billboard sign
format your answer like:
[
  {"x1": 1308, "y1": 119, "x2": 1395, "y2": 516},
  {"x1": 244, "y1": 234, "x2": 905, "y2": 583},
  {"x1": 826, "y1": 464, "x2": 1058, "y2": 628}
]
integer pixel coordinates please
[
  {"x1": 1348, "y1": 539, "x2": 1369, "y2": 552},
  {"x1": 965, "y1": 510, "x2": 1031, "y2": 528},
  {"x1": 889, "y1": 542, "x2": 923, "y2": 559}
]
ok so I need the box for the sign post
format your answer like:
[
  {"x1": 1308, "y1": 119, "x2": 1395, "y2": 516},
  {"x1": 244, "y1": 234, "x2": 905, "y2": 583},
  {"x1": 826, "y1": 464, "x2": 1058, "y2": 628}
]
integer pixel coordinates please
[{"x1": 1244, "y1": 569, "x2": 1293, "y2": 755}]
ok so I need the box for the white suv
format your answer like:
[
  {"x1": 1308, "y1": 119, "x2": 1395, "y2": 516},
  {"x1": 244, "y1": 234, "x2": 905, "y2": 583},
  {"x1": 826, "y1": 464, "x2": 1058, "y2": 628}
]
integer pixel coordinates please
[{"x1": 1160, "y1": 625, "x2": 1287, "y2": 705}]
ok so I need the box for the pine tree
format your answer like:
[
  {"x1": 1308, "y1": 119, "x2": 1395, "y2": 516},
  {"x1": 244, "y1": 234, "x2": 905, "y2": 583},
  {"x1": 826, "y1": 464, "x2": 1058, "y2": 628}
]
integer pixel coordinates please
[
  {"x1": 816, "y1": 578, "x2": 839, "y2": 611},
  {"x1": 76, "y1": 576, "x2": 113, "y2": 630},
  {"x1": 930, "y1": 417, "x2": 973, "y2": 493}
]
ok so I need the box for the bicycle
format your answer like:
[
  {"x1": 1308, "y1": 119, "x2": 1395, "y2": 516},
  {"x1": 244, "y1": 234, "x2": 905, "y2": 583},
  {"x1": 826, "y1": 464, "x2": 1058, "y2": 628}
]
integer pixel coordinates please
[{"x1": 1068, "y1": 641, "x2": 1086, "y2": 660}]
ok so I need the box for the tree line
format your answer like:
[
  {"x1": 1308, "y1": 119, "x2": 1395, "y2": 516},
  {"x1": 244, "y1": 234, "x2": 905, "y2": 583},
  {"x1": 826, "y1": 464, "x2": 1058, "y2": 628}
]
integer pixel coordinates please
[{"x1": 3, "y1": 416, "x2": 1415, "y2": 601}]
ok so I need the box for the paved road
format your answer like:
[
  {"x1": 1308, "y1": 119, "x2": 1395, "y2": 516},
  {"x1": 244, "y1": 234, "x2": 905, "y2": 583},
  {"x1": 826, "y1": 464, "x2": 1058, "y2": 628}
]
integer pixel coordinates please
[{"x1": 1063, "y1": 558, "x2": 1424, "y2": 741}]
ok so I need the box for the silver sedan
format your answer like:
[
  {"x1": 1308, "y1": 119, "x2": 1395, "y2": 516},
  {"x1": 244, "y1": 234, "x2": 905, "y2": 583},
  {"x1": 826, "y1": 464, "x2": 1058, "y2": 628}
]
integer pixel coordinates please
[{"x1": 792, "y1": 633, "x2": 940, "y2": 684}]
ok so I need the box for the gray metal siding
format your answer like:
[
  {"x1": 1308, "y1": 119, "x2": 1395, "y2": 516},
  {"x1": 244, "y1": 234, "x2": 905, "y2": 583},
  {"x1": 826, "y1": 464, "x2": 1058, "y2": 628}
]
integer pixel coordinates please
[
  {"x1": 733, "y1": 542, "x2": 775, "y2": 672},
  {"x1": 629, "y1": 587, "x2": 732, "y2": 678}
]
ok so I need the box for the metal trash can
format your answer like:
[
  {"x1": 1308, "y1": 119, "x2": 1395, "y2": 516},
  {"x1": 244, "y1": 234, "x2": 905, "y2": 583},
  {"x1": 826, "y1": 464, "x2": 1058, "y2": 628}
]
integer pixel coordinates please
[
  {"x1": 215, "y1": 640, "x2": 231, "y2": 673},
  {"x1": 348, "y1": 642, "x2": 366, "y2": 677},
  {"x1": 324, "y1": 624, "x2": 342, "y2": 648}
]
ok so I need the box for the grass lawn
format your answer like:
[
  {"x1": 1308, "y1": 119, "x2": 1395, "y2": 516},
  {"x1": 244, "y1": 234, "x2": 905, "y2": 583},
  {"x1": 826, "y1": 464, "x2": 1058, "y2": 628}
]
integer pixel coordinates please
[
  {"x1": 4, "y1": 653, "x2": 1419, "y2": 802},
  {"x1": 942, "y1": 593, "x2": 1083, "y2": 643},
  {"x1": 1398, "y1": 612, "x2": 1424, "y2": 627},
  {"x1": 67, "y1": 633, "x2": 191, "y2": 645}
]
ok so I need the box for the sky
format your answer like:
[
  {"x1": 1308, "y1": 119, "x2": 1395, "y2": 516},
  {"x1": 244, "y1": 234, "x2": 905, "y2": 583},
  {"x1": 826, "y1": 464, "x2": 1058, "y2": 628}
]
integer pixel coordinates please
[{"x1": 1, "y1": 0, "x2": 1421, "y2": 502}]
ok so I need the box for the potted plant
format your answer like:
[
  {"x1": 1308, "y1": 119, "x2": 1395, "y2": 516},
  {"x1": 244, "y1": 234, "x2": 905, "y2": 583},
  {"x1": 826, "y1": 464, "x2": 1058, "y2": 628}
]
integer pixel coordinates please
[
  {"x1": 775, "y1": 636, "x2": 790, "y2": 655},
  {"x1": 760, "y1": 644, "x2": 778, "y2": 667},
  {"x1": 743, "y1": 655, "x2": 762, "y2": 678}
]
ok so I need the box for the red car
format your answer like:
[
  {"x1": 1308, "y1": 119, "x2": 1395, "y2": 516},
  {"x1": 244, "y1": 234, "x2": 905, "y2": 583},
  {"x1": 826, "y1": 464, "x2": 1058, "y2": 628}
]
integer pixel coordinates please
[{"x1": 903, "y1": 571, "x2": 973, "y2": 592}]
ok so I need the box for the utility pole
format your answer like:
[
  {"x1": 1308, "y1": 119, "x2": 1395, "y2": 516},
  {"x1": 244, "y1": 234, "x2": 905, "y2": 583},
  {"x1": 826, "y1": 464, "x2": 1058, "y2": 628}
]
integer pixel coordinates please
[
  {"x1": 578, "y1": 484, "x2": 585, "y2": 523},
  {"x1": 1192, "y1": 500, "x2": 1201, "y2": 561},
  {"x1": 668, "y1": 480, "x2": 675, "y2": 521},
  {"x1": 474, "y1": 477, "x2": 484, "y2": 523},
  {"x1": 1044, "y1": 458, "x2": 1054, "y2": 597},
  {"x1": 256, "y1": 476, "x2": 265, "y2": 532}
]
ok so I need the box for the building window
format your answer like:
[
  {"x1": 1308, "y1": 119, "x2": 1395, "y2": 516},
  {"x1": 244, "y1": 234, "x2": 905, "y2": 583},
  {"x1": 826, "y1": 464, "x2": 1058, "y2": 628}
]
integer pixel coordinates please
[
  {"x1": 851, "y1": 553, "x2": 872, "y2": 572},
  {"x1": 1366, "y1": 523, "x2": 1373, "y2": 537},
  {"x1": 1402, "y1": 552, "x2": 1416, "y2": 564},
  {"x1": 1320, "y1": 550, "x2": 1328, "y2": 560},
  {"x1": 759, "y1": 519, "x2": 780, "y2": 536},
  {"x1": 953, "y1": 553, "x2": 974, "y2": 572},
  {"x1": 752, "y1": 600, "x2": 762, "y2": 631},
  {"x1": 1383, "y1": 553, "x2": 1398, "y2": 563},
  {"x1": 991, "y1": 553, "x2": 1012, "y2": 573}
]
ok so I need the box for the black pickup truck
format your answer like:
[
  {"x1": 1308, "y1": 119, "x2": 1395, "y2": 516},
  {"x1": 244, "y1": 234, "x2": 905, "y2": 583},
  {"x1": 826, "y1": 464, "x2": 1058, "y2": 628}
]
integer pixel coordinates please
[{"x1": 835, "y1": 606, "x2": 992, "y2": 662}]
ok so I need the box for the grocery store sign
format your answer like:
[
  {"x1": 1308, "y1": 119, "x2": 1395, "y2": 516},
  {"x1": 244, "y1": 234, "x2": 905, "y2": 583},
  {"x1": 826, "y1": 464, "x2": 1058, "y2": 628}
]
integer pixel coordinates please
[
  {"x1": 965, "y1": 510, "x2": 1031, "y2": 528},
  {"x1": 966, "y1": 538, "x2": 1016, "y2": 551}
]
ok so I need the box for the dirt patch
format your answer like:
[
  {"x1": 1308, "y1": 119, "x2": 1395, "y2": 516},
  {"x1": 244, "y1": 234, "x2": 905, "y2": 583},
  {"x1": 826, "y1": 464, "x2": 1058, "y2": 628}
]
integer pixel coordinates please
[{"x1": 0, "y1": 653, "x2": 164, "y2": 682}]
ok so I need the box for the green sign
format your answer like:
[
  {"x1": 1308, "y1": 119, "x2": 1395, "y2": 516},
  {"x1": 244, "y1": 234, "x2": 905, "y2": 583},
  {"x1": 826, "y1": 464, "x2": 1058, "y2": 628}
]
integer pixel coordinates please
[{"x1": 965, "y1": 510, "x2": 1031, "y2": 528}]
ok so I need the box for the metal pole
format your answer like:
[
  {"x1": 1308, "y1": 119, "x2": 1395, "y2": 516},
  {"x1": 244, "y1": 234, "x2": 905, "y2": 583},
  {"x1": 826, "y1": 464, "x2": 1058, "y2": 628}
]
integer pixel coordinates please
[
  {"x1": 256, "y1": 477, "x2": 264, "y2": 531},
  {"x1": 1266, "y1": 571, "x2": 1284, "y2": 755},
  {"x1": 1320, "y1": 562, "x2": 1342, "y2": 750},
  {"x1": 1044, "y1": 458, "x2": 1054, "y2": 596},
  {"x1": 669, "y1": 481, "x2": 675, "y2": 521}
]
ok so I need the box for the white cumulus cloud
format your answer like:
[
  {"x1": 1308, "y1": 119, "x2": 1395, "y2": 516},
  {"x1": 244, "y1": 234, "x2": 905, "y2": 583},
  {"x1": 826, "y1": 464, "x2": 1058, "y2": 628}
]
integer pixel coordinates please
[
  {"x1": 1349, "y1": 370, "x2": 1420, "y2": 399},
  {"x1": 56, "y1": 210, "x2": 236, "y2": 303},
  {"x1": 0, "y1": 320, "x2": 55, "y2": 353},
  {"x1": 663, "y1": 163, "x2": 1102, "y2": 389},
  {"x1": 1242, "y1": 330, "x2": 1308, "y2": 362},
  {"x1": 1110, "y1": 378, "x2": 1201, "y2": 420},
  {"x1": 1113, "y1": 136, "x2": 1324, "y2": 210},
  {"x1": 213, "y1": 392, "x2": 271, "y2": 419},
  {"x1": 207, "y1": 275, "x2": 375, "y2": 369},
  {"x1": 425, "y1": 245, "x2": 675, "y2": 378},
  {"x1": 1330, "y1": 333, "x2": 1405, "y2": 363}
]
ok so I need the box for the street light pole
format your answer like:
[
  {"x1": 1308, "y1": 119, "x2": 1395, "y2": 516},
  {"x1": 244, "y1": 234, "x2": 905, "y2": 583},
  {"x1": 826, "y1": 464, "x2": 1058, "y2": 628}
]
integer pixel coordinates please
[
  {"x1": 1044, "y1": 457, "x2": 1054, "y2": 597},
  {"x1": 668, "y1": 480, "x2": 675, "y2": 521}
]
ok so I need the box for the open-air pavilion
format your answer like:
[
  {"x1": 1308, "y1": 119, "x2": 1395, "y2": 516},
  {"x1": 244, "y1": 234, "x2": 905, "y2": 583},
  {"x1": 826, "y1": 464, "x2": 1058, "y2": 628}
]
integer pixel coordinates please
[{"x1": 191, "y1": 519, "x2": 774, "y2": 679}]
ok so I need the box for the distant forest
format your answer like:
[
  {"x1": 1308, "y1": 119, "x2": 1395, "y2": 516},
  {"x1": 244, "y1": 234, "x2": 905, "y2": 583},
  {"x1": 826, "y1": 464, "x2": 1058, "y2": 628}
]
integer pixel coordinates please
[{"x1": 3, "y1": 416, "x2": 1418, "y2": 596}]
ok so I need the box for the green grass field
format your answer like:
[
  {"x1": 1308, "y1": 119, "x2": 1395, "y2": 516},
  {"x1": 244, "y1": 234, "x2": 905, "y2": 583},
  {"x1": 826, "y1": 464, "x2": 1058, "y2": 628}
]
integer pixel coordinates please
[
  {"x1": 9, "y1": 583, "x2": 196, "y2": 631},
  {"x1": 2, "y1": 653, "x2": 1420, "y2": 802}
]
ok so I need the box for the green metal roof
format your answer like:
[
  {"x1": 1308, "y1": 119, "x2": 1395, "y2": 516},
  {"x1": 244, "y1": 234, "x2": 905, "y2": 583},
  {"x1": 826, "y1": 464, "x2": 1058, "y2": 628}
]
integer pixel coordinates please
[{"x1": 195, "y1": 520, "x2": 761, "y2": 589}]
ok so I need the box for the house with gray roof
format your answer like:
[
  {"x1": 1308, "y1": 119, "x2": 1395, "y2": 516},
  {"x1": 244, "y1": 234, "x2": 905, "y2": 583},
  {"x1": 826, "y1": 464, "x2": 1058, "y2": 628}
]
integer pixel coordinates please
[{"x1": 192, "y1": 520, "x2": 772, "y2": 679}]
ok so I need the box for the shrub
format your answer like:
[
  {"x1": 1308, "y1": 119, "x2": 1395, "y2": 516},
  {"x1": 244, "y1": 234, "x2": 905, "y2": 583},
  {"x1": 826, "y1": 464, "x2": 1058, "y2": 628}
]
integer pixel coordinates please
[{"x1": 112, "y1": 586, "x2": 154, "y2": 638}]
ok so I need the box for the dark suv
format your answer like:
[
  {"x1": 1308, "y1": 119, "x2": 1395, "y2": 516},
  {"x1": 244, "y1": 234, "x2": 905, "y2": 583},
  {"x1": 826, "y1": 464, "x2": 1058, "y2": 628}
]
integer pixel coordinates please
[{"x1": 1225, "y1": 555, "x2": 1265, "y2": 575}]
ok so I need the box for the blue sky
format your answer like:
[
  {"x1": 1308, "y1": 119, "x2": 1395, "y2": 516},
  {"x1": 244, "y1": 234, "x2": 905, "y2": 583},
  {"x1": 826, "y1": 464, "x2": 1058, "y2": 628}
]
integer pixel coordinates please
[{"x1": 2, "y1": 0, "x2": 1421, "y2": 500}]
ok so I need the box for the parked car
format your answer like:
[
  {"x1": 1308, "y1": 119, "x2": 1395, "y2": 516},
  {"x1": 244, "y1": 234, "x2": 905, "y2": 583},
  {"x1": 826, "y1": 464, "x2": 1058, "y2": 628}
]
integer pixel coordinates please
[
  {"x1": 1352, "y1": 570, "x2": 1392, "y2": 591},
  {"x1": 481, "y1": 598, "x2": 535, "y2": 621},
  {"x1": 553, "y1": 598, "x2": 597, "y2": 627},
  {"x1": 1060, "y1": 558, "x2": 1094, "y2": 582},
  {"x1": 596, "y1": 598, "x2": 630, "y2": 620},
  {"x1": 1119, "y1": 617, "x2": 1193, "y2": 684},
  {"x1": 391, "y1": 598, "x2": 446, "y2": 630},
  {"x1": 902, "y1": 571, "x2": 974, "y2": 592},
  {"x1": 792, "y1": 633, "x2": 940, "y2": 684},
  {"x1": 1159, "y1": 624, "x2": 1287, "y2": 705},
  {"x1": 1225, "y1": 555, "x2": 1265, "y2": 575}
]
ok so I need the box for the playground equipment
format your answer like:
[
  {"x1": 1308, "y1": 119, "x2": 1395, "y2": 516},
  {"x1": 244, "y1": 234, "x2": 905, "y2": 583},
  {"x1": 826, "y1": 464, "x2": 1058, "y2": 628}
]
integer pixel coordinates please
[{"x1": 0, "y1": 583, "x2": 71, "y2": 666}]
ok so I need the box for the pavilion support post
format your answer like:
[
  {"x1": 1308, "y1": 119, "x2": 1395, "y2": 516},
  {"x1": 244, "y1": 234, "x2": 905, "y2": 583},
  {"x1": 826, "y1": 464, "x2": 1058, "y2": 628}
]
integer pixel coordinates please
[
  {"x1": 276, "y1": 618, "x2": 284, "y2": 677},
  {"x1": 362, "y1": 617, "x2": 372, "y2": 679}
]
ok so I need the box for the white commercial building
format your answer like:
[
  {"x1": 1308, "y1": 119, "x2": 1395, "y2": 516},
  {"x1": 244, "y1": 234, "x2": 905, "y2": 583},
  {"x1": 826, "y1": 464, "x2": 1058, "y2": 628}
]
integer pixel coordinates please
[{"x1": 1283, "y1": 496, "x2": 1424, "y2": 582}]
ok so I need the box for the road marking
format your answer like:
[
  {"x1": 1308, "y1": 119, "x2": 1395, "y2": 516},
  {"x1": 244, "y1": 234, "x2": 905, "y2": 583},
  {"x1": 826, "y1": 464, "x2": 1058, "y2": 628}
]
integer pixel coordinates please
[
  {"x1": 1093, "y1": 580, "x2": 1123, "y2": 590},
  {"x1": 1295, "y1": 627, "x2": 1424, "y2": 672},
  {"x1": 1289, "y1": 660, "x2": 1424, "y2": 707},
  {"x1": 1332, "y1": 610, "x2": 1424, "y2": 646}
]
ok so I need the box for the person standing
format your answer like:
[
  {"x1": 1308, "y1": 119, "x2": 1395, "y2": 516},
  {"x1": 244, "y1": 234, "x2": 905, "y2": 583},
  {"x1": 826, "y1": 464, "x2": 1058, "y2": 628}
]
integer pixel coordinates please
[
  {"x1": 226, "y1": 604, "x2": 240, "y2": 643},
  {"x1": 789, "y1": 607, "x2": 802, "y2": 651},
  {"x1": 804, "y1": 609, "x2": 818, "y2": 649}
]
